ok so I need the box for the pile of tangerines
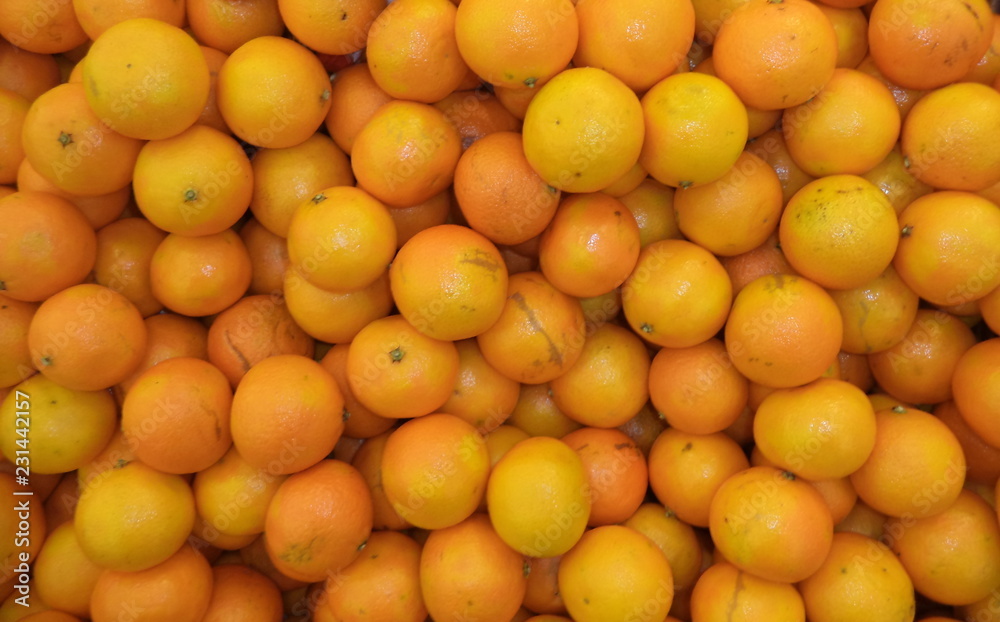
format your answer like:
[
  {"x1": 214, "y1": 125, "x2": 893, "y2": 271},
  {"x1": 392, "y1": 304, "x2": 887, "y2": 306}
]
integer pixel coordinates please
[{"x1": 1, "y1": 0, "x2": 1000, "y2": 619}]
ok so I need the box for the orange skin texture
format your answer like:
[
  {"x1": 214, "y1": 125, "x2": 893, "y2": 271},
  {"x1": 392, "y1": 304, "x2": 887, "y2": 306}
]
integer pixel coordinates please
[
  {"x1": 950, "y1": 337, "x2": 1000, "y2": 449},
  {"x1": 83, "y1": 18, "x2": 210, "y2": 141},
  {"x1": 798, "y1": 531, "x2": 916, "y2": 622},
  {"x1": 216, "y1": 35, "x2": 331, "y2": 148},
  {"x1": 0, "y1": 191, "x2": 96, "y2": 302},
  {"x1": 453, "y1": 131, "x2": 559, "y2": 246},
  {"x1": 230, "y1": 354, "x2": 345, "y2": 475},
  {"x1": 264, "y1": 459, "x2": 374, "y2": 583},
  {"x1": 867, "y1": 309, "x2": 977, "y2": 405},
  {"x1": 724, "y1": 273, "x2": 843, "y2": 389},
  {"x1": 850, "y1": 406, "x2": 967, "y2": 520},
  {"x1": 93, "y1": 218, "x2": 167, "y2": 318},
  {"x1": 121, "y1": 357, "x2": 233, "y2": 475},
  {"x1": 28, "y1": 283, "x2": 147, "y2": 392},
  {"x1": 538, "y1": 193, "x2": 641, "y2": 299},
  {"x1": 476, "y1": 271, "x2": 586, "y2": 385},
  {"x1": 690, "y1": 561, "x2": 806, "y2": 622},
  {"x1": 206, "y1": 293, "x2": 315, "y2": 388},
  {"x1": 89, "y1": 545, "x2": 214, "y2": 622},
  {"x1": 888, "y1": 489, "x2": 1000, "y2": 606},
  {"x1": 622, "y1": 239, "x2": 733, "y2": 349},
  {"x1": 868, "y1": 0, "x2": 994, "y2": 90},
  {"x1": 648, "y1": 428, "x2": 750, "y2": 528},
  {"x1": 351, "y1": 100, "x2": 462, "y2": 207},
  {"x1": 346, "y1": 314, "x2": 461, "y2": 419},
  {"x1": 454, "y1": 0, "x2": 578, "y2": 90},
  {"x1": 366, "y1": 0, "x2": 468, "y2": 104},
  {"x1": 420, "y1": 513, "x2": 527, "y2": 622},
  {"x1": 322, "y1": 530, "x2": 427, "y2": 622},
  {"x1": 22, "y1": 82, "x2": 143, "y2": 196},
  {"x1": 713, "y1": 0, "x2": 838, "y2": 111},
  {"x1": 390, "y1": 224, "x2": 509, "y2": 342},
  {"x1": 549, "y1": 323, "x2": 651, "y2": 429},
  {"x1": 150, "y1": 230, "x2": 253, "y2": 317},
  {"x1": 648, "y1": 338, "x2": 749, "y2": 435},
  {"x1": 709, "y1": 466, "x2": 834, "y2": 584}
]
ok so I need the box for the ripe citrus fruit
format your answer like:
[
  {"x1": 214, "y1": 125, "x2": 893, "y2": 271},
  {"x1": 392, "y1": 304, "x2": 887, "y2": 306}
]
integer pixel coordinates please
[
  {"x1": 365, "y1": 0, "x2": 468, "y2": 103},
  {"x1": 230, "y1": 354, "x2": 345, "y2": 475},
  {"x1": 522, "y1": 67, "x2": 644, "y2": 193},
  {"x1": 121, "y1": 357, "x2": 233, "y2": 474},
  {"x1": 690, "y1": 561, "x2": 807, "y2": 622},
  {"x1": 0, "y1": 191, "x2": 96, "y2": 303},
  {"x1": 867, "y1": 308, "x2": 977, "y2": 405},
  {"x1": 420, "y1": 513, "x2": 528, "y2": 622},
  {"x1": 192, "y1": 445, "x2": 288, "y2": 538},
  {"x1": 850, "y1": 406, "x2": 966, "y2": 519},
  {"x1": 560, "y1": 427, "x2": 648, "y2": 526},
  {"x1": 476, "y1": 271, "x2": 586, "y2": 385},
  {"x1": 264, "y1": 459, "x2": 373, "y2": 582},
  {"x1": 888, "y1": 489, "x2": 1000, "y2": 606},
  {"x1": 21, "y1": 82, "x2": 143, "y2": 196},
  {"x1": 639, "y1": 72, "x2": 748, "y2": 189},
  {"x1": 32, "y1": 521, "x2": 101, "y2": 618},
  {"x1": 782, "y1": 68, "x2": 901, "y2": 177},
  {"x1": 486, "y1": 436, "x2": 591, "y2": 557},
  {"x1": 249, "y1": 133, "x2": 354, "y2": 237},
  {"x1": 713, "y1": 0, "x2": 838, "y2": 111},
  {"x1": 868, "y1": 0, "x2": 994, "y2": 90},
  {"x1": 186, "y1": 0, "x2": 284, "y2": 54},
  {"x1": 83, "y1": 18, "x2": 210, "y2": 140},
  {"x1": 0, "y1": 374, "x2": 116, "y2": 475},
  {"x1": 709, "y1": 466, "x2": 834, "y2": 583},
  {"x1": 350, "y1": 100, "x2": 462, "y2": 207},
  {"x1": 454, "y1": 0, "x2": 578, "y2": 90},
  {"x1": 752, "y1": 378, "x2": 877, "y2": 480},
  {"x1": 901, "y1": 82, "x2": 1000, "y2": 191},
  {"x1": 28, "y1": 283, "x2": 146, "y2": 391},
  {"x1": 622, "y1": 503, "x2": 704, "y2": 592},
  {"x1": 149, "y1": 229, "x2": 253, "y2": 317},
  {"x1": 452, "y1": 130, "x2": 561, "y2": 246},
  {"x1": 621, "y1": 239, "x2": 733, "y2": 349},
  {"x1": 390, "y1": 224, "x2": 509, "y2": 341},
  {"x1": 549, "y1": 323, "x2": 651, "y2": 428},
  {"x1": 798, "y1": 531, "x2": 916, "y2": 622},
  {"x1": 88, "y1": 545, "x2": 213, "y2": 622},
  {"x1": 539, "y1": 193, "x2": 641, "y2": 298},
  {"x1": 439, "y1": 339, "x2": 521, "y2": 433},
  {"x1": 216, "y1": 35, "x2": 332, "y2": 148},
  {"x1": 951, "y1": 337, "x2": 1000, "y2": 449},
  {"x1": 648, "y1": 337, "x2": 749, "y2": 435},
  {"x1": 205, "y1": 293, "x2": 314, "y2": 388},
  {"x1": 673, "y1": 150, "x2": 783, "y2": 257},
  {"x1": 132, "y1": 124, "x2": 253, "y2": 236},
  {"x1": 278, "y1": 0, "x2": 385, "y2": 56},
  {"x1": 92, "y1": 218, "x2": 167, "y2": 318},
  {"x1": 647, "y1": 428, "x2": 750, "y2": 528},
  {"x1": 200, "y1": 564, "x2": 284, "y2": 622},
  {"x1": 380, "y1": 413, "x2": 490, "y2": 529},
  {"x1": 347, "y1": 314, "x2": 461, "y2": 419},
  {"x1": 725, "y1": 273, "x2": 843, "y2": 389},
  {"x1": 558, "y1": 525, "x2": 674, "y2": 622},
  {"x1": 74, "y1": 461, "x2": 196, "y2": 572},
  {"x1": 778, "y1": 174, "x2": 899, "y2": 290},
  {"x1": 573, "y1": 0, "x2": 695, "y2": 92},
  {"x1": 322, "y1": 530, "x2": 427, "y2": 622},
  {"x1": 285, "y1": 185, "x2": 396, "y2": 294},
  {"x1": 894, "y1": 191, "x2": 1000, "y2": 306},
  {"x1": 828, "y1": 266, "x2": 920, "y2": 355}
]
